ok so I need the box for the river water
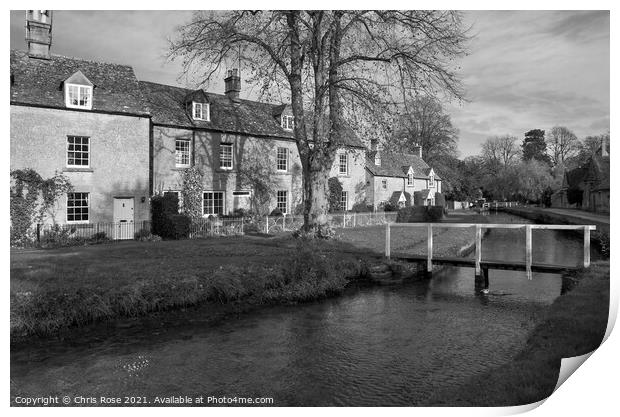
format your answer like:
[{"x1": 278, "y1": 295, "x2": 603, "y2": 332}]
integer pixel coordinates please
[{"x1": 10, "y1": 213, "x2": 592, "y2": 406}]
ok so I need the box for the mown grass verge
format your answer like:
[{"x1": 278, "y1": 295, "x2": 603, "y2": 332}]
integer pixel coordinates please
[
  {"x1": 11, "y1": 237, "x2": 372, "y2": 341},
  {"x1": 422, "y1": 261, "x2": 610, "y2": 406}
]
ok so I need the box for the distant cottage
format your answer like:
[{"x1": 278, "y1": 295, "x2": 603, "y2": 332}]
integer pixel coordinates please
[
  {"x1": 366, "y1": 140, "x2": 442, "y2": 209},
  {"x1": 552, "y1": 143, "x2": 609, "y2": 214},
  {"x1": 10, "y1": 10, "x2": 445, "y2": 236}
]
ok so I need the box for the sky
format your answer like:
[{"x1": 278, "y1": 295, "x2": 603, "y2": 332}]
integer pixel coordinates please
[{"x1": 9, "y1": 10, "x2": 610, "y2": 157}]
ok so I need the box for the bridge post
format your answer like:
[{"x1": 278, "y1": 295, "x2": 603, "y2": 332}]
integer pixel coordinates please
[
  {"x1": 584, "y1": 226, "x2": 590, "y2": 268},
  {"x1": 525, "y1": 225, "x2": 532, "y2": 280},
  {"x1": 427, "y1": 223, "x2": 433, "y2": 272},
  {"x1": 475, "y1": 267, "x2": 489, "y2": 292},
  {"x1": 385, "y1": 222, "x2": 391, "y2": 259},
  {"x1": 475, "y1": 225, "x2": 482, "y2": 276}
]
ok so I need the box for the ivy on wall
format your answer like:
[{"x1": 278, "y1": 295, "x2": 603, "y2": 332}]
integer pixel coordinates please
[
  {"x1": 328, "y1": 177, "x2": 343, "y2": 213},
  {"x1": 10, "y1": 169, "x2": 73, "y2": 246},
  {"x1": 180, "y1": 166, "x2": 204, "y2": 220}
]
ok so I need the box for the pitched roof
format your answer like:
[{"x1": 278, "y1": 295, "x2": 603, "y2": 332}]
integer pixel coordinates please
[
  {"x1": 563, "y1": 166, "x2": 588, "y2": 189},
  {"x1": 584, "y1": 155, "x2": 610, "y2": 184},
  {"x1": 10, "y1": 49, "x2": 148, "y2": 116},
  {"x1": 366, "y1": 151, "x2": 441, "y2": 179},
  {"x1": 140, "y1": 81, "x2": 295, "y2": 139}
]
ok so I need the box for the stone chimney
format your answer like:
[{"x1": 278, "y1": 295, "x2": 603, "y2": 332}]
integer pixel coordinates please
[
  {"x1": 370, "y1": 139, "x2": 381, "y2": 166},
  {"x1": 601, "y1": 135, "x2": 609, "y2": 157},
  {"x1": 413, "y1": 142, "x2": 423, "y2": 158},
  {"x1": 26, "y1": 10, "x2": 53, "y2": 59},
  {"x1": 224, "y1": 69, "x2": 241, "y2": 102}
]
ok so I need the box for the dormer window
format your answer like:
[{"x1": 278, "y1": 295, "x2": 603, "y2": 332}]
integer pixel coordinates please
[
  {"x1": 407, "y1": 171, "x2": 414, "y2": 186},
  {"x1": 64, "y1": 71, "x2": 94, "y2": 110},
  {"x1": 65, "y1": 84, "x2": 92, "y2": 110},
  {"x1": 281, "y1": 115, "x2": 294, "y2": 131},
  {"x1": 193, "y1": 102, "x2": 210, "y2": 121},
  {"x1": 428, "y1": 174, "x2": 435, "y2": 188}
]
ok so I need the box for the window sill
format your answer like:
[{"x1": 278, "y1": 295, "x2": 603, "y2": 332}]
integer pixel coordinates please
[
  {"x1": 172, "y1": 167, "x2": 191, "y2": 171},
  {"x1": 63, "y1": 167, "x2": 94, "y2": 173}
]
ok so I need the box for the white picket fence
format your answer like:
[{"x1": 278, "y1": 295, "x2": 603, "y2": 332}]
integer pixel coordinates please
[{"x1": 261, "y1": 211, "x2": 398, "y2": 234}]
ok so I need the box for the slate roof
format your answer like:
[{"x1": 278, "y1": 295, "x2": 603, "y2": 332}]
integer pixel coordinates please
[
  {"x1": 10, "y1": 50, "x2": 148, "y2": 116},
  {"x1": 584, "y1": 155, "x2": 610, "y2": 185},
  {"x1": 10, "y1": 48, "x2": 365, "y2": 147},
  {"x1": 140, "y1": 81, "x2": 365, "y2": 148},
  {"x1": 365, "y1": 151, "x2": 441, "y2": 180},
  {"x1": 563, "y1": 155, "x2": 609, "y2": 191}
]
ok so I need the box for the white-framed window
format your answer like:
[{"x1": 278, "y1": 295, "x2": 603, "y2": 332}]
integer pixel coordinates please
[
  {"x1": 175, "y1": 139, "x2": 191, "y2": 167},
  {"x1": 192, "y1": 102, "x2": 210, "y2": 121},
  {"x1": 220, "y1": 143, "x2": 233, "y2": 170},
  {"x1": 341, "y1": 191, "x2": 348, "y2": 212},
  {"x1": 67, "y1": 136, "x2": 90, "y2": 167},
  {"x1": 276, "y1": 147, "x2": 288, "y2": 172},
  {"x1": 338, "y1": 153, "x2": 348, "y2": 175},
  {"x1": 277, "y1": 190, "x2": 288, "y2": 213},
  {"x1": 67, "y1": 192, "x2": 89, "y2": 223},
  {"x1": 281, "y1": 115, "x2": 294, "y2": 131},
  {"x1": 382, "y1": 179, "x2": 387, "y2": 189},
  {"x1": 65, "y1": 84, "x2": 92, "y2": 110},
  {"x1": 203, "y1": 191, "x2": 225, "y2": 216},
  {"x1": 407, "y1": 172, "x2": 414, "y2": 186},
  {"x1": 428, "y1": 174, "x2": 435, "y2": 188}
]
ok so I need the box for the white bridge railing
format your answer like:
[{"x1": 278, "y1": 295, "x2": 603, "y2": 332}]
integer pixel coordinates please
[{"x1": 385, "y1": 223, "x2": 597, "y2": 280}]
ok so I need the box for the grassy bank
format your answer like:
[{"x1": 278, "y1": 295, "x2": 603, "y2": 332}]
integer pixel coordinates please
[
  {"x1": 11, "y1": 212, "x2": 488, "y2": 341},
  {"x1": 423, "y1": 261, "x2": 610, "y2": 406},
  {"x1": 11, "y1": 237, "x2": 375, "y2": 340}
]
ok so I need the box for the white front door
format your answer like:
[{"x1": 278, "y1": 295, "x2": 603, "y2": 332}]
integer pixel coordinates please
[{"x1": 113, "y1": 197, "x2": 134, "y2": 240}]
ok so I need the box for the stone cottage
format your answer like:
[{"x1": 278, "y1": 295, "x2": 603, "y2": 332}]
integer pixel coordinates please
[
  {"x1": 10, "y1": 11, "x2": 151, "y2": 238},
  {"x1": 365, "y1": 140, "x2": 442, "y2": 209}
]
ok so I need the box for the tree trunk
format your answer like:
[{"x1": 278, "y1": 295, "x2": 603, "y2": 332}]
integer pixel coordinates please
[{"x1": 302, "y1": 167, "x2": 330, "y2": 230}]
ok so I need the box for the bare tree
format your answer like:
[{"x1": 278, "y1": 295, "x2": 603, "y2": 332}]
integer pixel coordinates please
[
  {"x1": 387, "y1": 96, "x2": 459, "y2": 164},
  {"x1": 547, "y1": 126, "x2": 580, "y2": 167},
  {"x1": 480, "y1": 135, "x2": 520, "y2": 171},
  {"x1": 170, "y1": 10, "x2": 468, "y2": 230}
]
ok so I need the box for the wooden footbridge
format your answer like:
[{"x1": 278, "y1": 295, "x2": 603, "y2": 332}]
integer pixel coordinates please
[{"x1": 384, "y1": 223, "x2": 596, "y2": 291}]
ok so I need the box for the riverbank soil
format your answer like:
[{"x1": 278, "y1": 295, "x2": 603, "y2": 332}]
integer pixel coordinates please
[{"x1": 422, "y1": 261, "x2": 610, "y2": 406}]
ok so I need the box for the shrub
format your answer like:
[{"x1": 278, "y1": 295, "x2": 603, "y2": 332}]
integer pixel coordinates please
[
  {"x1": 351, "y1": 201, "x2": 373, "y2": 213},
  {"x1": 328, "y1": 177, "x2": 343, "y2": 212},
  {"x1": 396, "y1": 206, "x2": 427, "y2": 223},
  {"x1": 292, "y1": 223, "x2": 336, "y2": 240},
  {"x1": 435, "y1": 192, "x2": 446, "y2": 207},
  {"x1": 90, "y1": 231, "x2": 109, "y2": 244},
  {"x1": 270, "y1": 207, "x2": 284, "y2": 217},
  {"x1": 151, "y1": 194, "x2": 187, "y2": 239},
  {"x1": 381, "y1": 202, "x2": 398, "y2": 212},
  {"x1": 134, "y1": 228, "x2": 151, "y2": 240},
  {"x1": 593, "y1": 231, "x2": 609, "y2": 259},
  {"x1": 232, "y1": 208, "x2": 247, "y2": 218},
  {"x1": 427, "y1": 206, "x2": 445, "y2": 221},
  {"x1": 169, "y1": 214, "x2": 191, "y2": 239}
]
